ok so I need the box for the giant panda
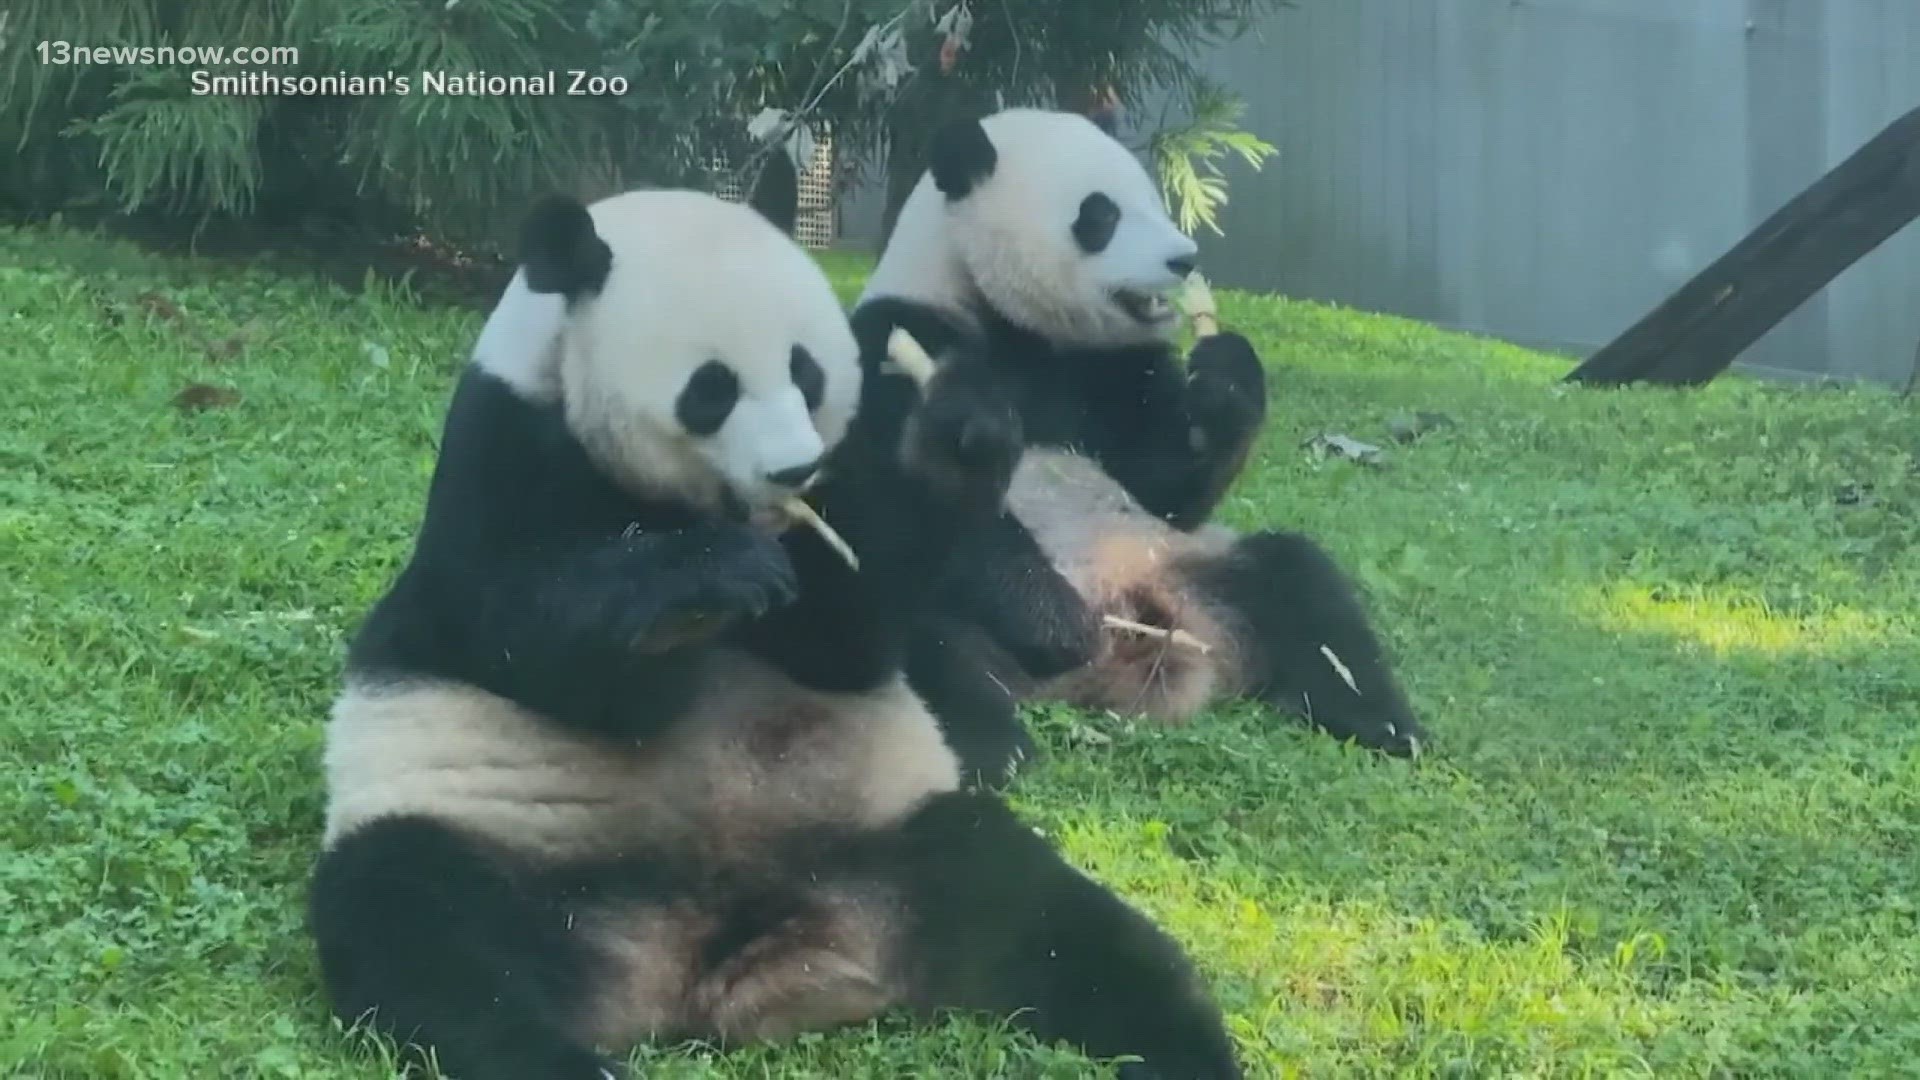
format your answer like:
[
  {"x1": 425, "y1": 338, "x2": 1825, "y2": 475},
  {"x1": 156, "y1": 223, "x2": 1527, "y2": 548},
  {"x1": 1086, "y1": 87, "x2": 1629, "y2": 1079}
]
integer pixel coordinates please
[
  {"x1": 852, "y1": 108, "x2": 1427, "y2": 767},
  {"x1": 307, "y1": 188, "x2": 1243, "y2": 1080}
]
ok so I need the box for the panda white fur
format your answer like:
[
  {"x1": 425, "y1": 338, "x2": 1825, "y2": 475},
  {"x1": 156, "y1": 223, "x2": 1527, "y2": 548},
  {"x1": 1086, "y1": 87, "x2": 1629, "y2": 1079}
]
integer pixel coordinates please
[
  {"x1": 852, "y1": 109, "x2": 1426, "y2": 772},
  {"x1": 307, "y1": 189, "x2": 1242, "y2": 1080}
]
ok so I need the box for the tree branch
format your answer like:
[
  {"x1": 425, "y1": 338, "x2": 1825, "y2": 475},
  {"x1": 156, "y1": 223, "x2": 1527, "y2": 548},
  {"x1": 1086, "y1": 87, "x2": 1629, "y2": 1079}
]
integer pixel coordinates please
[{"x1": 731, "y1": 0, "x2": 926, "y2": 196}]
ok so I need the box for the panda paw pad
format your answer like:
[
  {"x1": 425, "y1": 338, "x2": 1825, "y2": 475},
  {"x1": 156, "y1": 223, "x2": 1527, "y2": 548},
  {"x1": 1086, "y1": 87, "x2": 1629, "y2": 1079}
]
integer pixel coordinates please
[
  {"x1": 903, "y1": 382, "x2": 1023, "y2": 509},
  {"x1": 624, "y1": 528, "x2": 799, "y2": 644},
  {"x1": 1186, "y1": 333, "x2": 1267, "y2": 436}
]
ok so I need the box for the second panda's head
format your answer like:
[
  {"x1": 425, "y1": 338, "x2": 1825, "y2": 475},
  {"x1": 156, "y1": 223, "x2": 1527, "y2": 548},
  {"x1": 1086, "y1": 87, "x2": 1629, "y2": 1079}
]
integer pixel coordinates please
[
  {"x1": 476, "y1": 189, "x2": 861, "y2": 516},
  {"x1": 864, "y1": 108, "x2": 1201, "y2": 349}
]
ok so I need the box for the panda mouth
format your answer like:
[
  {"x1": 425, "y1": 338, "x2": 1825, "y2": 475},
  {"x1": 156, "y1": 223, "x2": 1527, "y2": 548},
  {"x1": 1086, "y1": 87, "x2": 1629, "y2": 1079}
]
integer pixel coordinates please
[{"x1": 1112, "y1": 288, "x2": 1176, "y2": 325}]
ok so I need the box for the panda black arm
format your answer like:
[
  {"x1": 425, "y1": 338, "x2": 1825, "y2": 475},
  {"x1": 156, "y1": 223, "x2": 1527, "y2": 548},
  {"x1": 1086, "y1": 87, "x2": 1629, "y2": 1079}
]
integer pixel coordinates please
[
  {"x1": 349, "y1": 369, "x2": 797, "y2": 743},
  {"x1": 846, "y1": 299, "x2": 1103, "y2": 682},
  {"x1": 932, "y1": 512, "x2": 1104, "y2": 680},
  {"x1": 738, "y1": 358, "x2": 1024, "y2": 693},
  {"x1": 1063, "y1": 332, "x2": 1267, "y2": 532}
]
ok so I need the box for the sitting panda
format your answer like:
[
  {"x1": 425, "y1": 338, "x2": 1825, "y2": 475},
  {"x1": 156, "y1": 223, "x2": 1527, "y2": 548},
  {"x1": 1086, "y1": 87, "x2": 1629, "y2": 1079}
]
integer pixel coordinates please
[
  {"x1": 307, "y1": 188, "x2": 1243, "y2": 1080},
  {"x1": 852, "y1": 108, "x2": 1426, "y2": 768}
]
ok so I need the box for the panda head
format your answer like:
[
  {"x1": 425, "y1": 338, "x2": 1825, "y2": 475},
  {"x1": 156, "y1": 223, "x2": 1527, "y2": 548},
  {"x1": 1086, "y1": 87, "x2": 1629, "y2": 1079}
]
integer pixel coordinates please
[
  {"x1": 864, "y1": 108, "x2": 1200, "y2": 349},
  {"x1": 475, "y1": 189, "x2": 861, "y2": 515}
]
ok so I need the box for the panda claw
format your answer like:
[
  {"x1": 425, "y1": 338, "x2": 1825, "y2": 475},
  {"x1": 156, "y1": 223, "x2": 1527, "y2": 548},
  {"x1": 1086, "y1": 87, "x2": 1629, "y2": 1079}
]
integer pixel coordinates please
[{"x1": 618, "y1": 527, "x2": 800, "y2": 646}]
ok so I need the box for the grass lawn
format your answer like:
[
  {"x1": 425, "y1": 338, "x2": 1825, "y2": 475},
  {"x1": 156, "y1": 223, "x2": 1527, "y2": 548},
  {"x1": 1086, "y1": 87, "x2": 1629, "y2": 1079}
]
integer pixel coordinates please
[{"x1": 4, "y1": 226, "x2": 1918, "y2": 1080}]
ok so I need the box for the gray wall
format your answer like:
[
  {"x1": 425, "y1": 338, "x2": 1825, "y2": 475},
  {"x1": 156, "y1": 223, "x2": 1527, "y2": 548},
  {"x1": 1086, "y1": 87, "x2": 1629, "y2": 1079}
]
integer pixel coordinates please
[
  {"x1": 1183, "y1": 0, "x2": 1920, "y2": 385},
  {"x1": 839, "y1": 0, "x2": 1920, "y2": 386}
]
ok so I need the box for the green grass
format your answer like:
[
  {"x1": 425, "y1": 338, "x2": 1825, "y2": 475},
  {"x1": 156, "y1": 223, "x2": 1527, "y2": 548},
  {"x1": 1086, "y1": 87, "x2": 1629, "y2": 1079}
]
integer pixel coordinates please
[{"x1": 4, "y1": 225, "x2": 1919, "y2": 1080}]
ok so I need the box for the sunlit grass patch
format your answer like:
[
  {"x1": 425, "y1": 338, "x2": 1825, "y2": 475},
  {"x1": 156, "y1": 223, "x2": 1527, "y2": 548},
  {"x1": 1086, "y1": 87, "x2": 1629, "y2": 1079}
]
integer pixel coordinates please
[{"x1": 1581, "y1": 581, "x2": 1894, "y2": 655}]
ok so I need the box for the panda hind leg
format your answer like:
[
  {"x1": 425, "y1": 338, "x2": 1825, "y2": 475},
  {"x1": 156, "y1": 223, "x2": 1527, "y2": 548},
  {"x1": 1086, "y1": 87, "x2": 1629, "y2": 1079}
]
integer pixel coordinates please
[
  {"x1": 1194, "y1": 530, "x2": 1424, "y2": 756},
  {"x1": 308, "y1": 816, "x2": 623, "y2": 1080},
  {"x1": 883, "y1": 792, "x2": 1241, "y2": 1079}
]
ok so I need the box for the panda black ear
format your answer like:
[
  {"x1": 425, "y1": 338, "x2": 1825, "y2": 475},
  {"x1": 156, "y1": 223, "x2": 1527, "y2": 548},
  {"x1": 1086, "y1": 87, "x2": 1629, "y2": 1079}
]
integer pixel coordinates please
[
  {"x1": 519, "y1": 194, "x2": 612, "y2": 299},
  {"x1": 928, "y1": 118, "x2": 997, "y2": 200}
]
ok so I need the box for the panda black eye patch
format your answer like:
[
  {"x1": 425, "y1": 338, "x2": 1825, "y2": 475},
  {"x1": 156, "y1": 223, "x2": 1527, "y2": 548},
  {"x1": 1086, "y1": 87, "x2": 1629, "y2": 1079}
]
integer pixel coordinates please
[
  {"x1": 790, "y1": 345, "x2": 825, "y2": 412},
  {"x1": 1072, "y1": 193, "x2": 1121, "y2": 254},
  {"x1": 676, "y1": 360, "x2": 740, "y2": 436}
]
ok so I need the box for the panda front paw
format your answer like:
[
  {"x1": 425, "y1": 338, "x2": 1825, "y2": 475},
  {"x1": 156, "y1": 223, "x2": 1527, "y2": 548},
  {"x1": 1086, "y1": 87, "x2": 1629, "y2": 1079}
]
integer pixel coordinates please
[
  {"x1": 618, "y1": 527, "x2": 799, "y2": 650},
  {"x1": 900, "y1": 371, "x2": 1024, "y2": 516},
  {"x1": 1185, "y1": 332, "x2": 1267, "y2": 450}
]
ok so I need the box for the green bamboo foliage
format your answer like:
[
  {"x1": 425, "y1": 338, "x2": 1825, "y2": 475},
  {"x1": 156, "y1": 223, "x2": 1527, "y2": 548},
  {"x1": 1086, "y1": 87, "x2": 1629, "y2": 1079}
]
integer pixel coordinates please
[
  {"x1": 3, "y1": 0, "x2": 1285, "y2": 249},
  {"x1": 1150, "y1": 87, "x2": 1277, "y2": 236}
]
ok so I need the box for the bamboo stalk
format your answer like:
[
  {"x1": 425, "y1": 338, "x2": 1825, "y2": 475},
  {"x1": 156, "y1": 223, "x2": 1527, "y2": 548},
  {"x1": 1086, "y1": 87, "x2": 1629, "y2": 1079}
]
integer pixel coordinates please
[
  {"x1": 1181, "y1": 271, "x2": 1220, "y2": 339},
  {"x1": 780, "y1": 327, "x2": 940, "y2": 569},
  {"x1": 1102, "y1": 613, "x2": 1211, "y2": 654}
]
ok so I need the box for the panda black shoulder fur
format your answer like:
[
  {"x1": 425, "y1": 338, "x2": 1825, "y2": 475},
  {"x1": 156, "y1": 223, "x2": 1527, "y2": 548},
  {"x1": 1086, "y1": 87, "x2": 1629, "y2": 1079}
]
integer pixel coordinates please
[
  {"x1": 308, "y1": 188, "x2": 1242, "y2": 1080},
  {"x1": 851, "y1": 108, "x2": 1426, "y2": 765}
]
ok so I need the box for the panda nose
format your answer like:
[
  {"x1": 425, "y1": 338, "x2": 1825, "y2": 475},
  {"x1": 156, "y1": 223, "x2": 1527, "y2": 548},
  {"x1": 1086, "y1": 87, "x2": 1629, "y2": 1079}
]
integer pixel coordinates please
[
  {"x1": 766, "y1": 460, "x2": 821, "y2": 489},
  {"x1": 1166, "y1": 255, "x2": 1197, "y2": 277}
]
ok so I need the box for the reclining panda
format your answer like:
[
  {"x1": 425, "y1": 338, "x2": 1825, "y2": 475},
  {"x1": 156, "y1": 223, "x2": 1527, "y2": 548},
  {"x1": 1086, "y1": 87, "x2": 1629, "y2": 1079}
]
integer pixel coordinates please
[
  {"x1": 307, "y1": 188, "x2": 1243, "y2": 1080},
  {"x1": 854, "y1": 108, "x2": 1427, "y2": 767}
]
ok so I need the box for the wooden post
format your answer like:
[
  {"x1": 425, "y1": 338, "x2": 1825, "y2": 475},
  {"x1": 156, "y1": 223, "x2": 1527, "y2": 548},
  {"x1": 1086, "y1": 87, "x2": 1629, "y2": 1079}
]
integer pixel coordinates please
[{"x1": 1566, "y1": 104, "x2": 1920, "y2": 387}]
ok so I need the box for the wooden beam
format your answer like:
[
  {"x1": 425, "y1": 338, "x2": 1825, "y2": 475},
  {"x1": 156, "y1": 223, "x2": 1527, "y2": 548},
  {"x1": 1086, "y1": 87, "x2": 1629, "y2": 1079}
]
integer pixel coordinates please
[{"x1": 1566, "y1": 104, "x2": 1920, "y2": 387}]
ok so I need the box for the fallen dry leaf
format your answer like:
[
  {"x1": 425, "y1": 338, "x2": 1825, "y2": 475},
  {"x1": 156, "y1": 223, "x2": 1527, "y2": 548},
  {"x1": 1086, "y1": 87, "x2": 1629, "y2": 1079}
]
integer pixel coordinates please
[
  {"x1": 172, "y1": 384, "x2": 241, "y2": 412},
  {"x1": 136, "y1": 291, "x2": 184, "y2": 323},
  {"x1": 1304, "y1": 432, "x2": 1386, "y2": 467},
  {"x1": 1064, "y1": 721, "x2": 1114, "y2": 748},
  {"x1": 204, "y1": 318, "x2": 266, "y2": 362},
  {"x1": 1385, "y1": 410, "x2": 1456, "y2": 444},
  {"x1": 204, "y1": 335, "x2": 246, "y2": 362}
]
